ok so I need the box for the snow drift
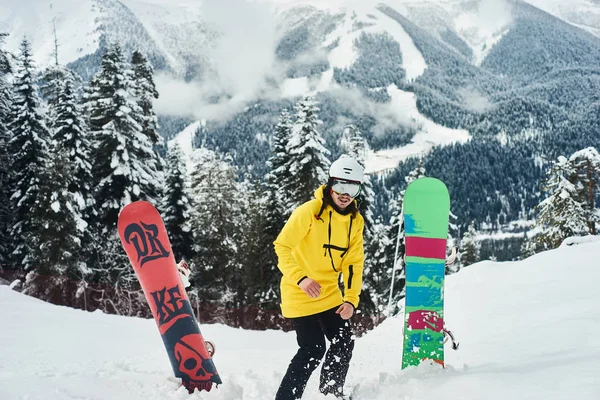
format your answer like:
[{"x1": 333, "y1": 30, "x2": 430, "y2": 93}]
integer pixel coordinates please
[{"x1": 1, "y1": 238, "x2": 599, "y2": 399}]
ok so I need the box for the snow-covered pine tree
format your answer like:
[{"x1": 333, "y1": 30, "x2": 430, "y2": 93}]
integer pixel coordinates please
[
  {"x1": 0, "y1": 33, "x2": 12, "y2": 264},
  {"x1": 38, "y1": 65, "x2": 81, "y2": 119},
  {"x1": 446, "y1": 210, "x2": 460, "y2": 274},
  {"x1": 84, "y1": 44, "x2": 164, "y2": 315},
  {"x1": 460, "y1": 221, "x2": 481, "y2": 267},
  {"x1": 160, "y1": 142, "x2": 194, "y2": 261},
  {"x1": 86, "y1": 43, "x2": 163, "y2": 232},
  {"x1": 36, "y1": 11, "x2": 78, "y2": 111},
  {"x1": 265, "y1": 109, "x2": 292, "y2": 236},
  {"x1": 51, "y1": 73, "x2": 94, "y2": 282},
  {"x1": 257, "y1": 109, "x2": 294, "y2": 313},
  {"x1": 53, "y1": 72, "x2": 94, "y2": 215},
  {"x1": 520, "y1": 231, "x2": 537, "y2": 259},
  {"x1": 189, "y1": 148, "x2": 243, "y2": 312},
  {"x1": 381, "y1": 191, "x2": 405, "y2": 316},
  {"x1": 238, "y1": 178, "x2": 282, "y2": 323},
  {"x1": 7, "y1": 39, "x2": 52, "y2": 270},
  {"x1": 34, "y1": 32, "x2": 93, "y2": 287},
  {"x1": 130, "y1": 50, "x2": 165, "y2": 159},
  {"x1": 26, "y1": 149, "x2": 87, "y2": 300},
  {"x1": 362, "y1": 215, "x2": 392, "y2": 320},
  {"x1": 281, "y1": 96, "x2": 330, "y2": 215},
  {"x1": 532, "y1": 156, "x2": 589, "y2": 251},
  {"x1": 406, "y1": 158, "x2": 426, "y2": 183},
  {"x1": 0, "y1": 134, "x2": 8, "y2": 265},
  {"x1": 569, "y1": 147, "x2": 600, "y2": 235}
]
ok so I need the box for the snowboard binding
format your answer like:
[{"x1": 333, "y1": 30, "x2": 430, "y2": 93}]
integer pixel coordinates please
[
  {"x1": 445, "y1": 247, "x2": 458, "y2": 266},
  {"x1": 443, "y1": 328, "x2": 460, "y2": 350},
  {"x1": 205, "y1": 340, "x2": 216, "y2": 357},
  {"x1": 177, "y1": 260, "x2": 191, "y2": 288},
  {"x1": 402, "y1": 246, "x2": 458, "y2": 266}
]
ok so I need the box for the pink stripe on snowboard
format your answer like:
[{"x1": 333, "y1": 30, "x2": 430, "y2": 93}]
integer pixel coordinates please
[
  {"x1": 406, "y1": 310, "x2": 443, "y2": 332},
  {"x1": 405, "y1": 237, "x2": 446, "y2": 259}
]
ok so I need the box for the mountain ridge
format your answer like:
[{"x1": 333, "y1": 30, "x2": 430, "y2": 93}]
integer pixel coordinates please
[{"x1": 3, "y1": 0, "x2": 600, "y2": 259}]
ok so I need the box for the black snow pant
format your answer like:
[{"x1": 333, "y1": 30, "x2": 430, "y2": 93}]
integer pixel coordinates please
[{"x1": 275, "y1": 306, "x2": 355, "y2": 400}]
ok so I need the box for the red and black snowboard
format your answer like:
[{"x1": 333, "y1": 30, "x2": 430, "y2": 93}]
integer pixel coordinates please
[{"x1": 117, "y1": 201, "x2": 221, "y2": 393}]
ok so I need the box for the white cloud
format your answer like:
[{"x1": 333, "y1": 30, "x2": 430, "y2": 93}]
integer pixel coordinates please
[
  {"x1": 457, "y1": 85, "x2": 495, "y2": 113},
  {"x1": 201, "y1": 0, "x2": 278, "y2": 98},
  {"x1": 323, "y1": 85, "x2": 413, "y2": 137},
  {"x1": 154, "y1": 0, "x2": 284, "y2": 121},
  {"x1": 477, "y1": 0, "x2": 514, "y2": 35},
  {"x1": 453, "y1": 0, "x2": 514, "y2": 64}
]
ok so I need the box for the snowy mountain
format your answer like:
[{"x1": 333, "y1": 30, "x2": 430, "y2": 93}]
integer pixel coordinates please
[
  {"x1": 0, "y1": 0, "x2": 216, "y2": 79},
  {"x1": 3, "y1": 0, "x2": 600, "y2": 257},
  {"x1": 3, "y1": 0, "x2": 598, "y2": 125},
  {"x1": 2, "y1": 237, "x2": 599, "y2": 399},
  {"x1": 3, "y1": 0, "x2": 598, "y2": 111},
  {"x1": 524, "y1": 0, "x2": 600, "y2": 36}
]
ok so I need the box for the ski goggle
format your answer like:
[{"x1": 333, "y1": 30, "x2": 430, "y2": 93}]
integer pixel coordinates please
[{"x1": 331, "y1": 179, "x2": 361, "y2": 198}]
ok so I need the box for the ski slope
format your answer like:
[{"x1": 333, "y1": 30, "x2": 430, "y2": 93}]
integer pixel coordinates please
[
  {"x1": 364, "y1": 85, "x2": 471, "y2": 174},
  {"x1": 1, "y1": 238, "x2": 600, "y2": 399},
  {"x1": 318, "y1": 4, "x2": 426, "y2": 81}
]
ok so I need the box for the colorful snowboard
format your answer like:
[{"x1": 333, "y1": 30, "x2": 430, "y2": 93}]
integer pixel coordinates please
[
  {"x1": 117, "y1": 201, "x2": 222, "y2": 393},
  {"x1": 401, "y1": 178, "x2": 450, "y2": 368}
]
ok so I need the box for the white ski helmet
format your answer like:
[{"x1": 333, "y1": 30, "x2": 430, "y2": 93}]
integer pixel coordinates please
[{"x1": 329, "y1": 155, "x2": 364, "y2": 183}]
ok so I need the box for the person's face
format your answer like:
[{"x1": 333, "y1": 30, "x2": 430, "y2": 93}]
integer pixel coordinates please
[{"x1": 331, "y1": 190, "x2": 354, "y2": 210}]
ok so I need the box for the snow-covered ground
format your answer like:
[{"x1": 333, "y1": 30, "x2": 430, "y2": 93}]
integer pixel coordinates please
[
  {"x1": 321, "y1": 5, "x2": 426, "y2": 81},
  {"x1": 2, "y1": 238, "x2": 599, "y2": 399},
  {"x1": 168, "y1": 120, "x2": 202, "y2": 172}
]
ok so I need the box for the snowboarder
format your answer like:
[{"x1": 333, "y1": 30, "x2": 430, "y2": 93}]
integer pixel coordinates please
[{"x1": 274, "y1": 155, "x2": 365, "y2": 400}]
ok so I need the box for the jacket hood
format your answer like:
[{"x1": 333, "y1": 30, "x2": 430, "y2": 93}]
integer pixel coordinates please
[{"x1": 314, "y1": 185, "x2": 326, "y2": 200}]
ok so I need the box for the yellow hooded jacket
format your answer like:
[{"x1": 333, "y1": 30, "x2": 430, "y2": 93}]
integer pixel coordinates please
[{"x1": 274, "y1": 186, "x2": 365, "y2": 318}]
